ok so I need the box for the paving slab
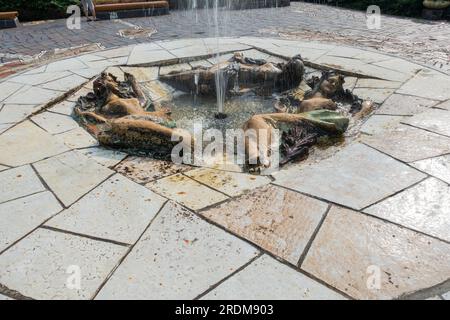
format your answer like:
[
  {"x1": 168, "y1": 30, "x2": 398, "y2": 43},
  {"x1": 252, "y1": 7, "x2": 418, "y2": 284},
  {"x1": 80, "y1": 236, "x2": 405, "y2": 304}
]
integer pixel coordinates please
[
  {"x1": 31, "y1": 112, "x2": 79, "y2": 135},
  {"x1": 45, "y1": 57, "x2": 88, "y2": 73},
  {"x1": 273, "y1": 143, "x2": 425, "y2": 210},
  {"x1": 127, "y1": 43, "x2": 176, "y2": 65},
  {"x1": 352, "y1": 88, "x2": 395, "y2": 104},
  {"x1": 55, "y1": 127, "x2": 98, "y2": 149},
  {"x1": 0, "y1": 164, "x2": 8, "y2": 172},
  {"x1": 0, "y1": 123, "x2": 14, "y2": 134},
  {"x1": 146, "y1": 173, "x2": 228, "y2": 210},
  {"x1": 33, "y1": 151, "x2": 113, "y2": 207},
  {"x1": 186, "y1": 168, "x2": 271, "y2": 197},
  {"x1": 360, "y1": 115, "x2": 405, "y2": 135},
  {"x1": 8, "y1": 71, "x2": 72, "y2": 86},
  {"x1": 302, "y1": 206, "x2": 450, "y2": 300},
  {"x1": 39, "y1": 74, "x2": 87, "y2": 92},
  {"x1": 115, "y1": 156, "x2": 191, "y2": 184},
  {"x1": 355, "y1": 79, "x2": 402, "y2": 89},
  {"x1": 365, "y1": 178, "x2": 450, "y2": 242},
  {"x1": 363, "y1": 125, "x2": 450, "y2": 163},
  {"x1": 0, "y1": 165, "x2": 45, "y2": 204},
  {"x1": 79, "y1": 147, "x2": 127, "y2": 168},
  {"x1": 376, "y1": 94, "x2": 438, "y2": 116},
  {"x1": 48, "y1": 100, "x2": 76, "y2": 116},
  {"x1": 0, "y1": 191, "x2": 62, "y2": 252},
  {"x1": 0, "y1": 82, "x2": 23, "y2": 102},
  {"x1": 0, "y1": 228, "x2": 127, "y2": 300},
  {"x1": 202, "y1": 255, "x2": 345, "y2": 300},
  {"x1": 373, "y1": 58, "x2": 423, "y2": 75},
  {"x1": 46, "y1": 174, "x2": 166, "y2": 244},
  {"x1": 396, "y1": 69, "x2": 450, "y2": 101},
  {"x1": 3, "y1": 85, "x2": 62, "y2": 105},
  {"x1": 435, "y1": 100, "x2": 450, "y2": 111},
  {"x1": 0, "y1": 104, "x2": 39, "y2": 124},
  {"x1": 0, "y1": 121, "x2": 69, "y2": 166},
  {"x1": 411, "y1": 154, "x2": 450, "y2": 184},
  {"x1": 401, "y1": 108, "x2": 450, "y2": 137},
  {"x1": 201, "y1": 185, "x2": 328, "y2": 265},
  {"x1": 96, "y1": 201, "x2": 259, "y2": 300}
]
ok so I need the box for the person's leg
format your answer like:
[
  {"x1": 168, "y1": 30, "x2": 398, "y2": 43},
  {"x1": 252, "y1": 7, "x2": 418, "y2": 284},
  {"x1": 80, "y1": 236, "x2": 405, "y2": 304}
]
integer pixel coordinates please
[
  {"x1": 89, "y1": 0, "x2": 97, "y2": 20},
  {"x1": 80, "y1": 0, "x2": 89, "y2": 19}
]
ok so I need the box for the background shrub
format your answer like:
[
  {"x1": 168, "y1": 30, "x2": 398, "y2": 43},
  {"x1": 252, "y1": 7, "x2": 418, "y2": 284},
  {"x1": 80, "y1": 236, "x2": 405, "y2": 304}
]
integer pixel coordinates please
[{"x1": 0, "y1": 0, "x2": 79, "y2": 21}]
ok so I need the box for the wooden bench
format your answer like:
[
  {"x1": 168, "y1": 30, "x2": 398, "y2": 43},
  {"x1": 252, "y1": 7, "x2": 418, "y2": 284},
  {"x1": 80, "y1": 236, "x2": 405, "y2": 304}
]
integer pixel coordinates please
[
  {"x1": 0, "y1": 11, "x2": 19, "y2": 29},
  {"x1": 94, "y1": 0, "x2": 169, "y2": 19}
]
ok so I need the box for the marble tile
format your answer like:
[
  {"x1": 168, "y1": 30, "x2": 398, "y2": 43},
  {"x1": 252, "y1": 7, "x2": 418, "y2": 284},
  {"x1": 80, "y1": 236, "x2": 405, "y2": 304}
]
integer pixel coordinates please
[
  {"x1": 115, "y1": 156, "x2": 191, "y2": 184},
  {"x1": 186, "y1": 168, "x2": 270, "y2": 197},
  {"x1": 0, "y1": 165, "x2": 45, "y2": 204},
  {"x1": 201, "y1": 185, "x2": 328, "y2": 264},
  {"x1": 401, "y1": 108, "x2": 450, "y2": 137},
  {"x1": 202, "y1": 255, "x2": 345, "y2": 300},
  {"x1": 31, "y1": 112, "x2": 79, "y2": 134},
  {"x1": 363, "y1": 125, "x2": 450, "y2": 162},
  {"x1": 33, "y1": 151, "x2": 113, "y2": 207},
  {"x1": 412, "y1": 154, "x2": 450, "y2": 184},
  {"x1": 376, "y1": 94, "x2": 438, "y2": 116},
  {"x1": 0, "y1": 191, "x2": 62, "y2": 252},
  {"x1": 397, "y1": 69, "x2": 450, "y2": 101},
  {"x1": 146, "y1": 174, "x2": 228, "y2": 210},
  {"x1": 55, "y1": 127, "x2": 98, "y2": 149},
  {"x1": 96, "y1": 201, "x2": 259, "y2": 300},
  {"x1": 0, "y1": 121, "x2": 70, "y2": 166},
  {"x1": 365, "y1": 178, "x2": 450, "y2": 241},
  {"x1": 46, "y1": 174, "x2": 166, "y2": 244},
  {"x1": 79, "y1": 147, "x2": 127, "y2": 168},
  {"x1": 0, "y1": 228, "x2": 127, "y2": 300},
  {"x1": 302, "y1": 206, "x2": 450, "y2": 299},
  {"x1": 274, "y1": 143, "x2": 425, "y2": 210}
]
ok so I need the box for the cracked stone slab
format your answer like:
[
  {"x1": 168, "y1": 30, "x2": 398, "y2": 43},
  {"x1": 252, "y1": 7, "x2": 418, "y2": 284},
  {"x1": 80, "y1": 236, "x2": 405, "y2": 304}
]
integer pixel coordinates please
[
  {"x1": 48, "y1": 100, "x2": 76, "y2": 116},
  {"x1": 46, "y1": 174, "x2": 166, "y2": 244},
  {"x1": 79, "y1": 147, "x2": 127, "y2": 168},
  {"x1": 146, "y1": 173, "x2": 228, "y2": 210},
  {"x1": 200, "y1": 185, "x2": 328, "y2": 265},
  {"x1": 0, "y1": 191, "x2": 62, "y2": 252},
  {"x1": 0, "y1": 104, "x2": 39, "y2": 124},
  {"x1": 376, "y1": 94, "x2": 438, "y2": 116},
  {"x1": 412, "y1": 154, "x2": 450, "y2": 184},
  {"x1": 302, "y1": 206, "x2": 450, "y2": 300},
  {"x1": 3, "y1": 85, "x2": 63, "y2": 105},
  {"x1": 0, "y1": 165, "x2": 45, "y2": 204},
  {"x1": 352, "y1": 88, "x2": 395, "y2": 104},
  {"x1": 401, "y1": 108, "x2": 450, "y2": 137},
  {"x1": 0, "y1": 121, "x2": 70, "y2": 166},
  {"x1": 55, "y1": 127, "x2": 98, "y2": 149},
  {"x1": 115, "y1": 156, "x2": 191, "y2": 184},
  {"x1": 0, "y1": 82, "x2": 23, "y2": 102},
  {"x1": 360, "y1": 115, "x2": 405, "y2": 135},
  {"x1": 34, "y1": 151, "x2": 113, "y2": 207},
  {"x1": 273, "y1": 143, "x2": 425, "y2": 210},
  {"x1": 365, "y1": 178, "x2": 450, "y2": 242},
  {"x1": 0, "y1": 228, "x2": 127, "y2": 300},
  {"x1": 39, "y1": 74, "x2": 87, "y2": 92},
  {"x1": 363, "y1": 125, "x2": 450, "y2": 163},
  {"x1": 96, "y1": 201, "x2": 259, "y2": 300},
  {"x1": 396, "y1": 69, "x2": 450, "y2": 101},
  {"x1": 185, "y1": 168, "x2": 271, "y2": 197},
  {"x1": 31, "y1": 112, "x2": 79, "y2": 135},
  {"x1": 202, "y1": 255, "x2": 345, "y2": 300}
]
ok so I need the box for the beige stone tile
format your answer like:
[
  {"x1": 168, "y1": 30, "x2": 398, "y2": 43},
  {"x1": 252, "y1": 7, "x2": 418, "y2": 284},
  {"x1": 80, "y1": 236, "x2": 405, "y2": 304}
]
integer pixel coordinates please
[
  {"x1": 412, "y1": 154, "x2": 450, "y2": 184},
  {"x1": 0, "y1": 165, "x2": 45, "y2": 204},
  {"x1": 8, "y1": 71, "x2": 71, "y2": 86},
  {"x1": 435, "y1": 100, "x2": 450, "y2": 111},
  {"x1": 201, "y1": 185, "x2": 328, "y2": 264},
  {"x1": 46, "y1": 174, "x2": 166, "y2": 244},
  {"x1": 186, "y1": 168, "x2": 270, "y2": 197},
  {"x1": 355, "y1": 79, "x2": 402, "y2": 89},
  {"x1": 202, "y1": 255, "x2": 345, "y2": 300},
  {"x1": 48, "y1": 100, "x2": 76, "y2": 116},
  {"x1": 31, "y1": 112, "x2": 79, "y2": 134},
  {"x1": 0, "y1": 191, "x2": 62, "y2": 252},
  {"x1": 365, "y1": 178, "x2": 450, "y2": 242},
  {"x1": 55, "y1": 127, "x2": 98, "y2": 149},
  {"x1": 353, "y1": 88, "x2": 395, "y2": 104},
  {"x1": 34, "y1": 151, "x2": 113, "y2": 206},
  {"x1": 79, "y1": 147, "x2": 127, "y2": 168},
  {"x1": 0, "y1": 121, "x2": 69, "y2": 166},
  {"x1": 0, "y1": 82, "x2": 23, "y2": 102},
  {"x1": 0, "y1": 228, "x2": 127, "y2": 300},
  {"x1": 4, "y1": 85, "x2": 62, "y2": 105},
  {"x1": 363, "y1": 125, "x2": 450, "y2": 162},
  {"x1": 38, "y1": 74, "x2": 86, "y2": 92},
  {"x1": 273, "y1": 143, "x2": 425, "y2": 210},
  {"x1": 115, "y1": 156, "x2": 191, "y2": 184},
  {"x1": 376, "y1": 94, "x2": 438, "y2": 116},
  {"x1": 0, "y1": 104, "x2": 39, "y2": 124},
  {"x1": 96, "y1": 201, "x2": 259, "y2": 300},
  {"x1": 361, "y1": 115, "x2": 405, "y2": 135},
  {"x1": 401, "y1": 108, "x2": 450, "y2": 137},
  {"x1": 146, "y1": 173, "x2": 228, "y2": 210},
  {"x1": 373, "y1": 58, "x2": 423, "y2": 75},
  {"x1": 302, "y1": 206, "x2": 450, "y2": 300},
  {"x1": 397, "y1": 69, "x2": 450, "y2": 101}
]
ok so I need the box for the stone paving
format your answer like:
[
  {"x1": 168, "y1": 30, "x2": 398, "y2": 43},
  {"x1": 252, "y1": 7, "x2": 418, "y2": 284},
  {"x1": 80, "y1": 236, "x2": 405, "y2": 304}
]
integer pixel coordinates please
[{"x1": 0, "y1": 36, "x2": 450, "y2": 300}]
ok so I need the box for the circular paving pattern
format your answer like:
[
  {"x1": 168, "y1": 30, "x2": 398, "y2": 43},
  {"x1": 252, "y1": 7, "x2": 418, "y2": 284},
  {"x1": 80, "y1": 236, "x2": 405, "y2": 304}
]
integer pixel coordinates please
[{"x1": 0, "y1": 37, "x2": 449, "y2": 300}]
